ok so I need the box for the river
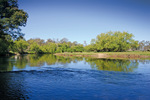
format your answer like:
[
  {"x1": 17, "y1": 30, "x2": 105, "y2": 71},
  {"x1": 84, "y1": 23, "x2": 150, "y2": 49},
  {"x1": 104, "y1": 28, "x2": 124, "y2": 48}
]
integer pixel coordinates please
[{"x1": 0, "y1": 54, "x2": 150, "y2": 100}]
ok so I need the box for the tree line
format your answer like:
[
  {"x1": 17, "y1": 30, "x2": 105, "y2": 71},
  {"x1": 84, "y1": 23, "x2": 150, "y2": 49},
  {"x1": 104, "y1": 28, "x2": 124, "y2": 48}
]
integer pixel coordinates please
[
  {"x1": 10, "y1": 38, "x2": 84, "y2": 54},
  {"x1": 1, "y1": 32, "x2": 150, "y2": 55}
]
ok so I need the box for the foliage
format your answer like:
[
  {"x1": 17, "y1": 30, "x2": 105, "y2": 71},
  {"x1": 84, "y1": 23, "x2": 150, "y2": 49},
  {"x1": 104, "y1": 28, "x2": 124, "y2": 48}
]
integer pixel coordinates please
[
  {"x1": 23, "y1": 38, "x2": 85, "y2": 54},
  {"x1": 71, "y1": 45, "x2": 84, "y2": 52},
  {"x1": 0, "y1": 0, "x2": 28, "y2": 39},
  {"x1": 138, "y1": 40, "x2": 150, "y2": 51},
  {"x1": 84, "y1": 39, "x2": 97, "y2": 52},
  {"x1": 42, "y1": 42, "x2": 57, "y2": 53},
  {"x1": 0, "y1": 0, "x2": 28, "y2": 55},
  {"x1": 0, "y1": 31, "x2": 149, "y2": 55},
  {"x1": 28, "y1": 42, "x2": 42, "y2": 54},
  {"x1": 0, "y1": 35, "x2": 13, "y2": 55},
  {"x1": 89, "y1": 31, "x2": 139, "y2": 52},
  {"x1": 0, "y1": 38, "x2": 9, "y2": 54},
  {"x1": 12, "y1": 40, "x2": 29, "y2": 54}
]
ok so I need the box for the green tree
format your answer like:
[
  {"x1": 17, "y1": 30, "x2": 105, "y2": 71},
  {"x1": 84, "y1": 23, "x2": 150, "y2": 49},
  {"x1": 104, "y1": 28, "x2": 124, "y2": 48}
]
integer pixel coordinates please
[
  {"x1": 0, "y1": 0, "x2": 28, "y2": 39},
  {"x1": 92, "y1": 31, "x2": 138, "y2": 52},
  {"x1": 13, "y1": 40, "x2": 29, "y2": 54},
  {"x1": 42, "y1": 42, "x2": 57, "y2": 53},
  {"x1": 84, "y1": 39, "x2": 97, "y2": 52},
  {"x1": 27, "y1": 38, "x2": 45, "y2": 46},
  {"x1": 0, "y1": 0, "x2": 28, "y2": 55},
  {"x1": 0, "y1": 35, "x2": 13, "y2": 55},
  {"x1": 56, "y1": 47, "x2": 63, "y2": 53},
  {"x1": 0, "y1": 38, "x2": 9, "y2": 54},
  {"x1": 74, "y1": 44, "x2": 84, "y2": 52},
  {"x1": 28, "y1": 42, "x2": 42, "y2": 54},
  {"x1": 67, "y1": 48, "x2": 73, "y2": 52}
]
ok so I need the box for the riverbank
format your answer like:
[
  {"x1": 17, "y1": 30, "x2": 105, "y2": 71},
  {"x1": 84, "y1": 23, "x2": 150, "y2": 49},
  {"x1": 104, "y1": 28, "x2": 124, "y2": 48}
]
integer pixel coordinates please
[{"x1": 54, "y1": 52, "x2": 150, "y2": 59}]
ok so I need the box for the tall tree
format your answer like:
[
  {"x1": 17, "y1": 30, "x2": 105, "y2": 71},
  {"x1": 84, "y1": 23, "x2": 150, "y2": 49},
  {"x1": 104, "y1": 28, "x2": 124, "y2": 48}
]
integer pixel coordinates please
[
  {"x1": 0, "y1": 0, "x2": 28, "y2": 39},
  {"x1": 60, "y1": 38, "x2": 68, "y2": 43},
  {"x1": 90, "y1": 31, "x2": 138, "y2": 52},
  {"x1": 27, "y1": 38, "x2": 45, "y2": 46},
  {"x1": 46, "y1": 38, "x2": 55, "y2": 44}
]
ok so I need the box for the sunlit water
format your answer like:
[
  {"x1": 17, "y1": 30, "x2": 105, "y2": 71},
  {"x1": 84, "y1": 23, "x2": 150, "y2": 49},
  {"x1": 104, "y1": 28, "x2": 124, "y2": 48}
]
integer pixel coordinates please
[{"x1": 0, "y1": 54, "x2": 150, "y2": 100}]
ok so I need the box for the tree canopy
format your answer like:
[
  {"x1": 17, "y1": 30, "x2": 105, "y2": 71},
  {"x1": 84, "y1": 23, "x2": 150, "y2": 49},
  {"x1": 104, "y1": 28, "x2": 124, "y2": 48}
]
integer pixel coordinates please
[
  {"x1": 0, "y1": 0, "x2": 28, "y2": 39},
  {"x1": 0, "y1": 0, "x2": 28, "y2": 55},
  {"x1": 85, "y1": 31, "x2": 139, "y2": 52}
]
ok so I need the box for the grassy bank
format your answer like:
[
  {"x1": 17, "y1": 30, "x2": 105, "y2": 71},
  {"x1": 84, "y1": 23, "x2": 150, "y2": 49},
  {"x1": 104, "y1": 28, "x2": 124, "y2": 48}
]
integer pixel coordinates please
[
  {"x1": 102, "y1": 51, "x2": 150, "y2": 56},
  {"x1": 55, "y1": 51, "x2": 150, "y2": 55},
  {"x1": 55, "y1": 51, "x2": 150, "y2": 59}
]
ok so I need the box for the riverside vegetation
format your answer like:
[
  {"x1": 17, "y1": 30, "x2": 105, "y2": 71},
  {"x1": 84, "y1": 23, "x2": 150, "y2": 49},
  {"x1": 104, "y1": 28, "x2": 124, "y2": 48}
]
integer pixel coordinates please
[{"x1": 0, "y1": 0, "x2": 150, "y2": 57}]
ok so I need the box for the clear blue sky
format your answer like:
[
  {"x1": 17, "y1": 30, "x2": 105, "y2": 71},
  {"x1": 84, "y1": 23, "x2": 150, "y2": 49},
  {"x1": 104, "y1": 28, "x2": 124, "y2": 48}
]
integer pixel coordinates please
[{"x1": 18, "y1": 0, "x2": 150, "y2": 44}]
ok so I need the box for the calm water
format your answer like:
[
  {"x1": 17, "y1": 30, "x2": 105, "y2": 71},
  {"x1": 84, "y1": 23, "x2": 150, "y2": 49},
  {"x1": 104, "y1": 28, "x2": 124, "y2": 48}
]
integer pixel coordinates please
[{"x1": 0, "y1": 54, "x2": 150, "y2": 100}]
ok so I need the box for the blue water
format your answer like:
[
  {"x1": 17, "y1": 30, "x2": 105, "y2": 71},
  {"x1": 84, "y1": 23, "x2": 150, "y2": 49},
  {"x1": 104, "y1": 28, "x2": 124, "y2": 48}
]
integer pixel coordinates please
[{"x1": 0, "y1": 54, "x2": 150, "y2": 100}]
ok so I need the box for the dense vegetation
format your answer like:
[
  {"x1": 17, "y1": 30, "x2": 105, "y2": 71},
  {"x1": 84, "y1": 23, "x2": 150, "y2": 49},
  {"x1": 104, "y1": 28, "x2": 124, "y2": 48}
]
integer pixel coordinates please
[
  {"x1": 4, "y1": 32, "x2": 150, "y2": 55},
  {"x1": 84, "y1": 31, "x2": 139, "y2": 52},
  {"x1": 0, "y1": 0, "x2": 150, "y2": 55},
  {"x1": 10, "y1": 38, "x2": 84, "y2": 54},
  {"x1": 0, "y1": 0, "x2": 28, "y2": 55}
]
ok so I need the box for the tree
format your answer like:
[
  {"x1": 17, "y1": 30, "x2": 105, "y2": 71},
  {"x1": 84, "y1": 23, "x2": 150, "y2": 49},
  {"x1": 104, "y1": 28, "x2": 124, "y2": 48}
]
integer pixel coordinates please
[
  {"x1": 60, "y1": 38, "x2": 68, "y2": 43},
  {"x1": 131, "y1": 40, "x2": 139, "y2": 51},
  {"x1": 28, "y1": 42, "x2": 42, "y2": 54},
  {"x1": 71, "y1": 44, "x2": 84, "y2": 52},
  {"x1": 72, "y1": 41, "x2": 78, "y2": 46},
  {"x1": 0, "y1": 0, "x2": 28, "y2": 39},
  {"x1": 75, "y1": 44, "x2": 84, "y2": 52},
  {"x1": 86, "y1": 39, "x2": 97, "y2": 52},
  {"x1": 89, "y1": 31, "x2": 138, "y2": 52},
  {"x1": 42, "y1": 42, "x2": 57, "y2": 53},
  {"x1": 27, "y1": 38, "x2": 45, "y2": 46},
  {"x1": 46, "y1": 38, "x2": 55, "y2": 44},
  {"x1": 12, "y1": 40, "x2": 29, "y2": 54},
  {"x1": 0, "y1": 0, "x2": 28, "y2": 55},
  {"x1": 138, "y1": 40, "x2": 150, "y2": 51},
  {"x1": 0, "y1": 35, "x2": 13, "y2": 55},
  {"x1": 0, "y1": 38, "x2": 9, "y2": 54},
  {"x1": 84, "y1": 44, "x2": 96, "y2": 52}
]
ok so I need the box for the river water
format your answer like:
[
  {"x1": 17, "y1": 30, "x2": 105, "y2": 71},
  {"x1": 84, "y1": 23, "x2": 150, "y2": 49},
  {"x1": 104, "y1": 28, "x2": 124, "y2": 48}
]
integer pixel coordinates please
[{"x1": 0, "y1": 54, "x2": 150, "y2": 100}]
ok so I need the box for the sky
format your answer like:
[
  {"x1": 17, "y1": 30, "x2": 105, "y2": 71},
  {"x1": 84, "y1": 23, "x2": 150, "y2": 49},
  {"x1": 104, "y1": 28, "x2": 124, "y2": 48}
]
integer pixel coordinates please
[{"x1": 18, "y1": 0, "x2": 150, "y2": 44}]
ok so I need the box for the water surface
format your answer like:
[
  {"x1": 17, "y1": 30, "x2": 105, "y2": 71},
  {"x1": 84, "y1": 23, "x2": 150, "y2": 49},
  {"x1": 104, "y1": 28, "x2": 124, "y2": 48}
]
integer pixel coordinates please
[{"x1": 0, "y1": 54, "x2": 150, "y2": 100}]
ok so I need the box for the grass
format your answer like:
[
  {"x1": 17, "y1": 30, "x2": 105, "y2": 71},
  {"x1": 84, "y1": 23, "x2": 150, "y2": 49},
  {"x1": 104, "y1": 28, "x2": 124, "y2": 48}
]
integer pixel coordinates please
[
  {"x1": 102, "y1": 51, "x2": 150, "y2": 56},
  {"x1": 57, "y1": 51, "x2": 150, "y2": 56},
  {"x1": 58, "y1": 52, "x2": 97, "y2": 55}
]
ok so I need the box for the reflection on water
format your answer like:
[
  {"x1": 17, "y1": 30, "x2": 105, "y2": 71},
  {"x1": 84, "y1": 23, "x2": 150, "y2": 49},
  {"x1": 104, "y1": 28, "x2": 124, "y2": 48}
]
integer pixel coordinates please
[
  {"x1": 0, "y1": 54, "x2": 149, "y2": 72},
  {"x1": 86, "y1": 58, "x2": 139, "y2": 72},
  {"x1": 0, "y1": 54, "x2": 83, "y2": 72}
]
